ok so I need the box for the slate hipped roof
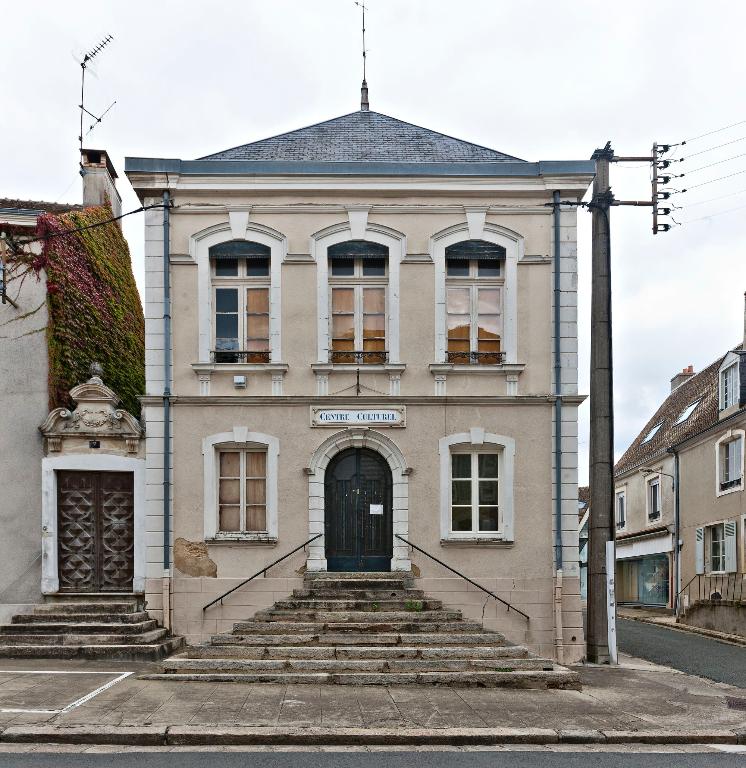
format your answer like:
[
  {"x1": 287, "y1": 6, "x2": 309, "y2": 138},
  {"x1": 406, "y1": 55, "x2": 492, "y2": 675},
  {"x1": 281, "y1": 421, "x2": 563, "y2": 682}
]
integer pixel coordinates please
[
  {"x1": 615, "y1": 346, "x2": 744, "y2": 475},
  {"x1": 199, "y1": 110, "x2": 526, "y2": 163}
]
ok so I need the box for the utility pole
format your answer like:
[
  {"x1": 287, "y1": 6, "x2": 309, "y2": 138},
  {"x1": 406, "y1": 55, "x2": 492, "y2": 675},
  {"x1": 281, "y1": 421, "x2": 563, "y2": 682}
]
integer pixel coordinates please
[{"x1": 587, "y1": 142, "x2": 615, "y2": 664}]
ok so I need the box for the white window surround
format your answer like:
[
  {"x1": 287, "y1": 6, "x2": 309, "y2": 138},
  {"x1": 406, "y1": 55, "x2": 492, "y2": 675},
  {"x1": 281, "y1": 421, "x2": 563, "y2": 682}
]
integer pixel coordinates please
[
  {"x1": 615, "y1": 487, "x2": 627, "y2": 532},
  {"x1": 715, "y1": 429, "x2": 745, "y2": 497},
  {"x1": 646, "y1": 473, "x2": 662, "y2": 524},
  {"x1": 41, "y1": 454, "x2": 146, "y2": 595},
  {"x1": 192, "y1": 219, "x2": 287, "y2": 365},
  {"x1": 305, "y1": 428, "x2": 411, "y2": 572},
  {"x1": 203, "y1": 428, "x2": 279, "y2": 541},
  {"x1": 432, "y1": 223, "x2": 521, "y2": 366},
  {"x1": 439, "y1": 429, "x2": 515, "y2": 542},
  {"x1": 311, "y1": 220, "x2": 405, "y2": 365},
  {"x1": 718, "y1": 353, "x2": 740, "y2": 412}
]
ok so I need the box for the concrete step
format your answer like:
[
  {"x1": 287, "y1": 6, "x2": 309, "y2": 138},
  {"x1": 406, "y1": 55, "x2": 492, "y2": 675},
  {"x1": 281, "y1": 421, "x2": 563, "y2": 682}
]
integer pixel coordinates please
[
  {"x1": 13, "y1": 611, "x2": 150, "y2": 624},
  {"x1": 0, "y1": 620, "x2": 158, "y2": 635},
  {"x1": 142, "y1": 669, "x2": 580, "y2": 689},
  {"x1": 0, "y1": 637, "x2": 183, "y2": 661},
  {"x1": 252, "y1": 610, "x2": 462, "y2": 623},
  {"x1": 161, "y1": 657, "x2": 552, "y2": 673},
  {"x1": 213, "y1": 630, "x2": 511, "y2": 646},
  {"x1": 230, "y1": 620, "x2": 482, "y2": 634},
  {"x1": 33, "y1": 601, "x2": 142, "y2": 614},
  {"x1": 0, "y1": 628, "x2": 170, "y2": 645},
  {"x1": 304, "y1": 578, "x2": 412, "y2": 591},
  {"x1": 186, "y1": 644, "x2": 527, "y2": 660},
  {"x1": 294, "y1": 589, "x2": 427, "y2": 600},
  {"x1": 272, "y1": 599, "x2": 440, "y2": 611}
]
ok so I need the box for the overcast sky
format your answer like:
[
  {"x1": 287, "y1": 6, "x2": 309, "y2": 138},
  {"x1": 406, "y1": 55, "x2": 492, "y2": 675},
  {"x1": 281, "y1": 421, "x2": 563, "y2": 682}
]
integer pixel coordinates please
[{"x1": 2, "y1": 1, "x2": 744, "y2": 484}]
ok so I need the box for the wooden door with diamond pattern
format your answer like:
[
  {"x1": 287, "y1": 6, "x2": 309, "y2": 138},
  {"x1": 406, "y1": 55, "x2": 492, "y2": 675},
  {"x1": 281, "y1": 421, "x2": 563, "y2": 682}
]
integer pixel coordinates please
[{"x1": 57, "y1": 471, "x2": 135, "y2": 592}]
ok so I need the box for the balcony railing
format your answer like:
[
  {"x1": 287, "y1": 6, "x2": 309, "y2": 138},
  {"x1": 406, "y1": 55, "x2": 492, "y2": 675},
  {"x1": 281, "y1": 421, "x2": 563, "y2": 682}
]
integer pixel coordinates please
[
  {"x1": 330, "y1": 350, "x2": 389, "y2": 365},
  {"x1": 211, "y1": 350, "x2": 270, "y2": 364},
  {"x1": 446, "y1": 351, "x2": 505, "y2": 365}
]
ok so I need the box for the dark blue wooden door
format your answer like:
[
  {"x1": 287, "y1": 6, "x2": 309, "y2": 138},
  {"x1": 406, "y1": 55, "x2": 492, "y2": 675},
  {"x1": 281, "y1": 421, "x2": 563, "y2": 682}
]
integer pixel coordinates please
[{"x1": 325, "y1": 448, "x2": 392, "y2": 571}]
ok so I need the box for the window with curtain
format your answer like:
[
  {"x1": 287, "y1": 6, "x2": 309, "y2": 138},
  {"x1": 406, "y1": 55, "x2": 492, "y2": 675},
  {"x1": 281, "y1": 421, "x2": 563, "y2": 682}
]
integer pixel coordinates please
[
  {"x1": 217, "y1": 448, "x2": 267, "y2": 533},
  {"x1": 328, "y1": 241, "x2": 388, "y2": 364},
  {"x1": 647, "y1": 477, "x2": 661, "y2": 521},
  {"x1": 211, "y1": 240, "x2": 271, "y2": 363},
  {"x1": 720, "y1": 363, "x2": 738, "y2": 410},
  {"x1": 719, "y1": 435, "x2": 743, "y2": 491},
  {"x1": 445, "y1": 240, "x2": 504, "y2": 365}
]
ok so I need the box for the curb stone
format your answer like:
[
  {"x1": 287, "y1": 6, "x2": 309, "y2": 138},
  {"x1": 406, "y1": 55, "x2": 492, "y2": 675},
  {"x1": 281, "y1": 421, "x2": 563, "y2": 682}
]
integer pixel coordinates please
[{"x1": 0, "y1": 725, "x2": 741, "y2": 746}]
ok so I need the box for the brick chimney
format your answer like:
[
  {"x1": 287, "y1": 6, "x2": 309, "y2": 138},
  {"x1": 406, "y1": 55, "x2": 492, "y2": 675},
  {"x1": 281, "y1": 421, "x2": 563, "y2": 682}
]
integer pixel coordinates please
[
  {"x1": 80, "y1": 149, "x2": 122, "y2": 223},
  {"x1": 670, "y1": 365, "x2": 695, "y2": 392}
]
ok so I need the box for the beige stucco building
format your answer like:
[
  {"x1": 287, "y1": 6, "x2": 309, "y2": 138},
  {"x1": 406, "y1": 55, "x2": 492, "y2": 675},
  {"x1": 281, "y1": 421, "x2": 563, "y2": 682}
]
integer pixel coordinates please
[{"x1": 125, "y1": 106, "x2": 594, "y2": 662}]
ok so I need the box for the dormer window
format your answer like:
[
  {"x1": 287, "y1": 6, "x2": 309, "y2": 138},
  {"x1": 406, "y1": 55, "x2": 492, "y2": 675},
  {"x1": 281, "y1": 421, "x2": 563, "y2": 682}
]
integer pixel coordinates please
[
  {"x1": 720, "y1": 362, "x2": 738, "y2": 411},
  {"x1": 445, "y1": 240, "x2": 505, "y2": 365},
  {"x1": 328, "y1": 241, "x2": 389, "y2": 365},
  {"x1": 210, "y1": 240, "x2": 271, "y2": 364},
  {"x1": 674, "y1": 400, "x2": 700, "y2": 425}
]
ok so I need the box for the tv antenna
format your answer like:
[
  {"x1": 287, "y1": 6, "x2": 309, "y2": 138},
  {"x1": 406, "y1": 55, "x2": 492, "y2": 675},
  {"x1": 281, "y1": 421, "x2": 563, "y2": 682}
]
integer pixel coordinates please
[
  {"x1": 354, "y1": 2, "x2": 369, "y2": 110},
  {"x1": 75, "y1": 35, "x2": 115, "y2": 173}
]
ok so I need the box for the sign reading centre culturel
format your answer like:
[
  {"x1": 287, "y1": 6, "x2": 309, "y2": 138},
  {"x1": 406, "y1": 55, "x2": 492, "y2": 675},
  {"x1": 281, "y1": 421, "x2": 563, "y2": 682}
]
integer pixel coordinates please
[{"x1": 311, "y1": 407, "x2": 405, "y2": 428}]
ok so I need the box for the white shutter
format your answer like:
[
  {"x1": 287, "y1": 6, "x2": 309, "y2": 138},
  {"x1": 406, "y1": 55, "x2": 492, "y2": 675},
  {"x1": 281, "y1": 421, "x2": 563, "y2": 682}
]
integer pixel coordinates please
[
  {"x1": 735, "y1": 438, "x2": 743, "y2": 481},
  {"x1": 724, "y1": 520, "x2": 737, "y2": 573},
  {"x1": 695, "y1": 527, "x2": 705, "y2": 574}
]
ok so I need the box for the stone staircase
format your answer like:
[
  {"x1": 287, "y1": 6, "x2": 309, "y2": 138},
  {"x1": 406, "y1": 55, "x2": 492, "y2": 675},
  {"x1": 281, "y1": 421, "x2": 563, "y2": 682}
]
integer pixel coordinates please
[
  {"x1": 0, "y1": 595, "x2": 183, "y2": 661},
  {"x1": 151, "y1": 572, "x2": 580, "y2": 688}
]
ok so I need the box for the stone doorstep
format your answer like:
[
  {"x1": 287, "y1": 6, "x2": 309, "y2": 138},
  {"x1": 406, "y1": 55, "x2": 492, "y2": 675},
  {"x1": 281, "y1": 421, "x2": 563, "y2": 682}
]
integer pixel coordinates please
[{"x1": 0, "y1": 725, "x2": 743, "y2": 747}]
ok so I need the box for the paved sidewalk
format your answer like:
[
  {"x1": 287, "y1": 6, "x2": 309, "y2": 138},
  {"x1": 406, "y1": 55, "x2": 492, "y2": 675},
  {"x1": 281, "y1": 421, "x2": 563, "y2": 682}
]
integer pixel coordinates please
[{"x1": 0, "y1": 655, "x2": 744, "y2": 745}]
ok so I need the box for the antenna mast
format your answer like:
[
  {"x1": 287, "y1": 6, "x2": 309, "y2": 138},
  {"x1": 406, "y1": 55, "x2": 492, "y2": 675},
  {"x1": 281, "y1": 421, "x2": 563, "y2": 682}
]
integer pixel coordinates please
[
  {"x1": 78, "y1": 35, "x2": 114, "y2": 174},
  {"x1": 354, "y1": 2, "x2": 369, "y2": 111}
]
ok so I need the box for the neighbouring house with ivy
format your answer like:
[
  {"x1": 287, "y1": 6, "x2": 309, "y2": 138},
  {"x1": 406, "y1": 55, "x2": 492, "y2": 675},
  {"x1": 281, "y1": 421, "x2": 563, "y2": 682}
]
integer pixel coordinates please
[{"x1": 0, "y1": 151, "x2": 171, "y2": 658}]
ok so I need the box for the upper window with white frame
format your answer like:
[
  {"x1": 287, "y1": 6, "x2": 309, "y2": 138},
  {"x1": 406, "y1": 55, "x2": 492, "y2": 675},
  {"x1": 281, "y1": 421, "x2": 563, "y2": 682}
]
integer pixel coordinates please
[
  {"x1": 718, "y1": 433, "x2": 743, "y2": 493},
  {"x1": 445, "y1": 240, "x2": 505, "y2": 365},
  {"x1": 211, "y1": 240, "x2": 271, "y2": 364},
  {"x1": 450, "y1": 450, "x2": 500, "y2": 535},
  {"x1": 329, "y1": 240, "x2": 388, "y2": 365},
  {"x1": 217, "y1": 447, "x2": 267, "y2": 534},
  {"x1": 615, "y1": 489, "x2": 626, "y2": 530},
  {"x1": 647, "y1": 476, "x2": 661, "y2": 522},
  {"x1": 720, "y1": 362, "x2": 739, "y2": 411}
]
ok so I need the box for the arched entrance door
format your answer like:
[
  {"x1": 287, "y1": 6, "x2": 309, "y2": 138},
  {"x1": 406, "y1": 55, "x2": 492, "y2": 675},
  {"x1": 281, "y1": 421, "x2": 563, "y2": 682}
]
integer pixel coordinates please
[{"x1": 324, "y1": 447, "x2": 393, "y2": 571}]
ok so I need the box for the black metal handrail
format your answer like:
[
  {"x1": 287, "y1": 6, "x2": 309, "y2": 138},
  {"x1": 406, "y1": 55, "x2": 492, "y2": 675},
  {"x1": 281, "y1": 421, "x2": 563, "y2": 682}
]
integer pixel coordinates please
[
  {"x1": 394, "y1": 534, "x2": 529, "y2": 621},
  {"x1": 203, "y1": 534, "x2": 322, "y2": 612},
  {"x1": 677, "y1": 571, "x2": 745, "y2": 615}
]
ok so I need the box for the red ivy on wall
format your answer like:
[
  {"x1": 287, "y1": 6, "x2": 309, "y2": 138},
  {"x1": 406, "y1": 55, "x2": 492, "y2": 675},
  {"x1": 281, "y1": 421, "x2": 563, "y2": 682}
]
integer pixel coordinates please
[{"x1": 36, "y1": 206, "x2": 144, "y2": 416}]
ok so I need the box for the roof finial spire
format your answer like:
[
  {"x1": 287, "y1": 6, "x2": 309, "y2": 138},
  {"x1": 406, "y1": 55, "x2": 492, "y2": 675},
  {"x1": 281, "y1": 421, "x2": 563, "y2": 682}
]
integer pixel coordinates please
[{"x1": 355, "y1": 2, "x2": 369, "y2": 111}]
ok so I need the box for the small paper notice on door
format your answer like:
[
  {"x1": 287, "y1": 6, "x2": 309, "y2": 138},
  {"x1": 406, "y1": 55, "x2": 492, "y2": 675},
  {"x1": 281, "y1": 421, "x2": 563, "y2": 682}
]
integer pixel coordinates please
[{"x1": 369, "y1": 504, "x2": 383, "y2": 515}]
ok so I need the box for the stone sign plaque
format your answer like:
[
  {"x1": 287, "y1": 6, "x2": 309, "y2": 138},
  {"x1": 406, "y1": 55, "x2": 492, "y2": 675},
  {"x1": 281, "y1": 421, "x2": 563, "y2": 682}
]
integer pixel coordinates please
[{"x1": 310, "y1": 406, "x2": 405, "y2": 428}]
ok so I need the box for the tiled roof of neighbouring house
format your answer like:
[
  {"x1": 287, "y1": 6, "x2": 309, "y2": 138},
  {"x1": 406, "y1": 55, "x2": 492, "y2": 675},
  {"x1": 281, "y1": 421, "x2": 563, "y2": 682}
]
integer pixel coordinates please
[
  {"x1": 199, "y1": 110, "x2": 526, "y2": 163},
  {"x1": 0, "y1": 199, "x2": 82, "y2": 217},
  {"x1": 614, "y1": 347, "x2": 743, "y2": 475}
]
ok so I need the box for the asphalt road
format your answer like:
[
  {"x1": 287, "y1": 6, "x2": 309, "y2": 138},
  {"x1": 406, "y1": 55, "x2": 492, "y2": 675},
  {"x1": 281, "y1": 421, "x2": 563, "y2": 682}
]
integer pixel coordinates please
[
  {"x1": 0, "y1": 753, "x2": 745, "y2": 768},
  {"x1": 617, "y1": 618, "x2": 746, "y2": 687}
]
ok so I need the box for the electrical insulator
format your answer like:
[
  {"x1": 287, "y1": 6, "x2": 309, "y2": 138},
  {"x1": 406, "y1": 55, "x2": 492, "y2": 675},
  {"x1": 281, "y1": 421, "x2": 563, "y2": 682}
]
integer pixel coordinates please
[
  {"x1": 655, "y1": 223, "x2": 672, "y2": 233},
  {"x1": 656, "y1": 191, "x2": 671, "y2": 200},
  {"x1": 658, "y1": 207, "x2": 672, "y2": 216}
]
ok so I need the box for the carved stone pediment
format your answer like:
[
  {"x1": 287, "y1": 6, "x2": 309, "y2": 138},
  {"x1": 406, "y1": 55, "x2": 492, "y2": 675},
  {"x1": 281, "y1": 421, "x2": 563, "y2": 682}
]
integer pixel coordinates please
[{"x1": 39, "y1": 364, "x2": 143, "y2": 454}]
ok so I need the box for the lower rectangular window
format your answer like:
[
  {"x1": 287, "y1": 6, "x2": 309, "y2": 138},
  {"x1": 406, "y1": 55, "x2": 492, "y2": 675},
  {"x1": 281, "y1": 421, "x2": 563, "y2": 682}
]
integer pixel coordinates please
[
  {"x1": 218, "y1": 449, "x2": 267, "y2": 533},
  {"x1": 709, "y1": 522, "x2": 725, "y2": 572},
  {"x1": 450, "y1": 452, "x2": 500, "y2": 534}
]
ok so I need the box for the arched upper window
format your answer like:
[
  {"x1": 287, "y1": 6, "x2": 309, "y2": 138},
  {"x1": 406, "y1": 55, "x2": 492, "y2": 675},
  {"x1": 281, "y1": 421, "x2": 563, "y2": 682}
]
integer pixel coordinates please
[
  {"x1": 328, "y1": 240, "x2": 389, "y2": 365},
  {"x1": 210, "y1": 240, "x2": 272, "y2": 364},
  {"x1": 444, "y1": 239, "x2": 505, "y2": 365}
]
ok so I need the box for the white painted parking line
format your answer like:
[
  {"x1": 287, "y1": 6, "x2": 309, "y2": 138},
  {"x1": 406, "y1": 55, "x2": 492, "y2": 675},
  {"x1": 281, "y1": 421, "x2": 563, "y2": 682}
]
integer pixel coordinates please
[{"x1": 0, "y1": 670, "x2": 133, "y2": 714}]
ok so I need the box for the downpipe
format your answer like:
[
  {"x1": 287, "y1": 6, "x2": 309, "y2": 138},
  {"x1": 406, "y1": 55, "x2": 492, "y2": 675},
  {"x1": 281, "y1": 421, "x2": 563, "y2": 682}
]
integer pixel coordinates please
[
  {"x1": 162, "y1": 189, "x2": 172, "y2": 631},
  {"x1": 552, "y1": 190, "x2": 565, "y2": 663}
]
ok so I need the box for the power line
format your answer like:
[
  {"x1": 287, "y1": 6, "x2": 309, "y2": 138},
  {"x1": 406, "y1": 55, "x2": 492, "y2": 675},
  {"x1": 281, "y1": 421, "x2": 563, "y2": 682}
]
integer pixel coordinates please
[
  {"x1": 679, "y1": 201, "x2": 746, "y2": 224},
  {"x1": 682, "y1": 187, "x2": 746, "y2": 208},
  {"x1": 675, "y1": 167, "x2": 746, "y2": 193},
  {"x1": 681, "y1": 118, "x2": 746, "y2": 144},
  {"x1": 683, "y1": 151, "x2": 746, "y2": 175},
  {"x1": 679, "y1": 134, "x2": 746, "y2": 160},
  {"x1": 8, "y1": 204, "x2": 167, "y2": 249}
]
